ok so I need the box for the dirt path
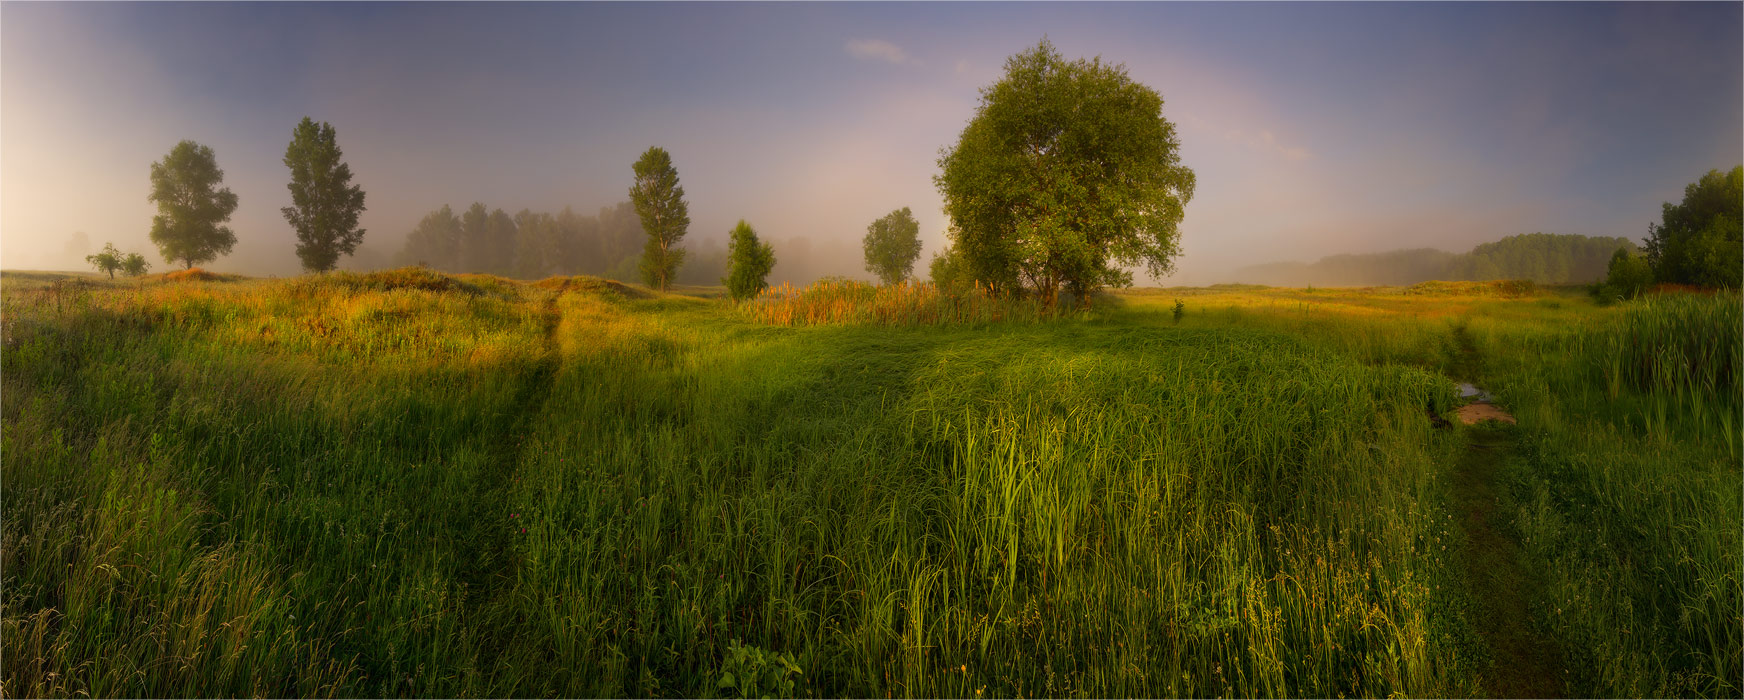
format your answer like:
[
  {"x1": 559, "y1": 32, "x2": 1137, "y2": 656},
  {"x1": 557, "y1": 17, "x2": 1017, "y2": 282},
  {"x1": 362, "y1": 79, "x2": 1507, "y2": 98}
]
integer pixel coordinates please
[{"x1": 1446, "y1": 322, "x2": 1565, "y2": 698}]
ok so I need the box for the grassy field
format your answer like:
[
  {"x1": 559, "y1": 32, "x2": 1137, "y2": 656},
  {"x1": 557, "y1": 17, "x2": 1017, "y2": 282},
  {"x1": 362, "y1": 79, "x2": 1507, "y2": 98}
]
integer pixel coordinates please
[{"x1": 2, "y1": 269, "x2": 1737, "y2": 697}]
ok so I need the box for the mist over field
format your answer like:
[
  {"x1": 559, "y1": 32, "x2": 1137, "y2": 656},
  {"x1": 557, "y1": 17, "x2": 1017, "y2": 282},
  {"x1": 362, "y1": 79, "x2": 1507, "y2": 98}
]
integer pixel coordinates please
[
  {"x1": 5, "y1": 3, "x2": 1744, "y2": 698},
  {"x1": 3, "y1": 2, "x2": 1738, "y2": 285}
]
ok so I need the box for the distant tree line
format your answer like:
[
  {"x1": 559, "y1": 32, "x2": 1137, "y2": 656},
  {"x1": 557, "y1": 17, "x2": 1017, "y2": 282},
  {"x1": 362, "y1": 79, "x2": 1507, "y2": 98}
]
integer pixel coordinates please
[
  {"x1": 392, "y1": 200, "x2": 727, "y2": 285},
  {"x1": 1233, "y1": 233, "x2": 1637, "y2": 287}
]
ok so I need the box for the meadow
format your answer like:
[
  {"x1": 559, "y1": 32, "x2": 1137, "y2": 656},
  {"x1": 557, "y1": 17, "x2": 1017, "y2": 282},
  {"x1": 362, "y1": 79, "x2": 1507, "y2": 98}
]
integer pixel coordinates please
[{"x1": 2, "y1": 269, "x2": 1737, "y2": 698}]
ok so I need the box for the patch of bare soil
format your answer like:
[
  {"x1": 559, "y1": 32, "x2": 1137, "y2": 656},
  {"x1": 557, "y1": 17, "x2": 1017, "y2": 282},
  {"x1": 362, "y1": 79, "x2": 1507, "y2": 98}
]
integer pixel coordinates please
[{"x1": 1456, "y1": 402, "x2": 1517, "y2": 425}]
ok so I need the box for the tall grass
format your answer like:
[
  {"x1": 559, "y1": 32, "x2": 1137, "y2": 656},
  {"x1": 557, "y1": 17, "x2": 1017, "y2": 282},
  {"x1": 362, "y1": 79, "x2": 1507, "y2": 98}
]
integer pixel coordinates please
[
  {"x1": 742, "y1": 279, "x2": 1063, "y2": 327},
  {"x1": 2, "y1": 270, "x2": 1734, "y2": 697}
]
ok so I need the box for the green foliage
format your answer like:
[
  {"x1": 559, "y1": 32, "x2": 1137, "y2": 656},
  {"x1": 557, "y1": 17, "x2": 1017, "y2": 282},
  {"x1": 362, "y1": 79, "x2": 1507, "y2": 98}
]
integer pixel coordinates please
[
  {"x1": 148, "y1": 140, "x2": 240, "y2": 269},
  {"x1": 724, "y1": 220, "x2": 776, "y2": 301},
  {"x1": 84, "y1": 242, "x2": 122, "y2": 278},
  {"x1": 714, "y1": 640, "x2": 802, "y2": 699},
  {"x1": 1592, "y1": 247, "x2": 1653, "y2": 303},
  {"x1": 861, "y1": 207, "x2": 923, "y2": 285},
  {"x1": 629, "y1": 146, "x2": 690, "y2": 290},
  {"x1": 120, "y1": 252, "x2": 150, "y2": 277},
  {"x1": 936, "y1": 38, "x2": 1195, "y2": 306},
  {"x1": 1172, "y1": 298, "x2": 1185, "y2": 323},
  {"x1": 1645, "y1": 166, "x2": 1743, "y2": 289},
  {"x1": 282, "y1": 117, "x2": 368, "y2": 273},
  {"x1": 85, "y1": 244, "x2": 151, "y2": 279},
  {"x1": 928, "y1": 243, "x2": 971, "y2": 293}
]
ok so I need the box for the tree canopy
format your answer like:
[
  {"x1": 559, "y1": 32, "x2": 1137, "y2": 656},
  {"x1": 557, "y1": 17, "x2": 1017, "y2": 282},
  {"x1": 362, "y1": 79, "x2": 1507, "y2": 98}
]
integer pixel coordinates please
[
  {"x1": 148, "y1": 140, "x2": 240, "y2": 269},
  {"x1": 1644, "y1": 166, "x2": 1742, "y2": 289},
  {"x1": 724, "y1": 220, "x2": 776, "y2": 301},
  {"x1": 630, "y1": 146, "x2": 690, "y2": 290},
  {"x1": 862, "y1": 207, "x2": 923, "y2": 285},
  {"x1": 282, "y1": 117, "x2": 368, "y2": 272},
  {"x1": 935, "y1": 39, "x2": 1195, "y2": 307}
]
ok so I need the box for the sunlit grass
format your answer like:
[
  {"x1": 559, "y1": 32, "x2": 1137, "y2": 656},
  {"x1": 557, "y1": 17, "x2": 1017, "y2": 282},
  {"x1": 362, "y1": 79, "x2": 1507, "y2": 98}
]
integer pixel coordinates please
[
  {"x1": 2, "y1": 269, "x2": 1735, "y2": 697},
  {"x1": 742, "y1": 278, "x2": 1065, "y2": 326}
]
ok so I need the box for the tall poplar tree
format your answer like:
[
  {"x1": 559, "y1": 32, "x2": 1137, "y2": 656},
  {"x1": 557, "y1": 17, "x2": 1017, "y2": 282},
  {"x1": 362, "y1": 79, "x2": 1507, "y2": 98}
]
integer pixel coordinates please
[
  {"x1": 629, "y1": 146, "x2": 690, "y2": 290},
  {"x1": 282, "y1": 117, "x2": 368, "y2": 272}
]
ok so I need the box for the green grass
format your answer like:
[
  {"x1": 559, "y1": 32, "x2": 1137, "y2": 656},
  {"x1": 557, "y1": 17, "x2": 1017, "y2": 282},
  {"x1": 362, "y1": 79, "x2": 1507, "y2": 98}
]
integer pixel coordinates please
[{"x1": 2, "y1": 270, "x2": 1736, "y2": 697}]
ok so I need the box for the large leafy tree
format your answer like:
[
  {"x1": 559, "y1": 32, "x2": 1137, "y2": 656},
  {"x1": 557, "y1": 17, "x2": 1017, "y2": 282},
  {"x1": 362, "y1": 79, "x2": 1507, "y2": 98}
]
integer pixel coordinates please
[
  {"x1": 935, "y1": 39, "x2": 1195, "y2": 307},
  {"x1": 629, "y1": 146, "x2": 690, "y2": 290},
  {"x1": 1644, "y1": 166, "x2": 1742, "y2": 288},
  {"x1": 724, "y1": 220, "x2": 776, "y2": 300},
  {"x1": 282, "y1": 117, "x2": 368, "y2": 273},
  {"x1": 862, "y1": 207, "x2": 923, "y2": 285},
  {"x1": 148, "y1": 140, "x2": 240, "y2": 269}
]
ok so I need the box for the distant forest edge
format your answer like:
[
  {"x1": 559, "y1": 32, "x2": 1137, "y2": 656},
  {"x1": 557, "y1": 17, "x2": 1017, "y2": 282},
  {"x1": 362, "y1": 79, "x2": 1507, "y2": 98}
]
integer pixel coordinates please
[
  {"x1": 1229, "y1": 233, "x2": 1637, "y2": 287},
  {"x1": 393, "y1": 201, "x2": 730, "y2": 287}
]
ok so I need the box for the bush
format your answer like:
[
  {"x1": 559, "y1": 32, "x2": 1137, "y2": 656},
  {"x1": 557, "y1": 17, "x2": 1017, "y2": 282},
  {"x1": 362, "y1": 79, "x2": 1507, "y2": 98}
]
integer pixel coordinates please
[{"x1": 1591, "y1": 247, "x2": 1653, "y2": 303}]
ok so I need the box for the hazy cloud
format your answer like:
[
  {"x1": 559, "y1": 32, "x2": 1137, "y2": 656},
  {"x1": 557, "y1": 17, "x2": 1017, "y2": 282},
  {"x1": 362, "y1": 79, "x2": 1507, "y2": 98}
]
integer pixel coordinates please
[{"x1": 846, "y1": 38, "x2": 920, "y2": 66}]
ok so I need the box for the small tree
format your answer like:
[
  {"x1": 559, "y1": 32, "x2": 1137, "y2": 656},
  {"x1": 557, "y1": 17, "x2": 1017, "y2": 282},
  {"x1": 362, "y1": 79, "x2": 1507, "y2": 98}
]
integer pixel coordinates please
[
  {"x1": 149, "y1": 140, "x2": 240, "y2": 269},
  {"x1": 282, "y1": 117, "x2": 368, "y2": 273},
  {"x1": 629, "y1": 146, "x2": 690, "y2": 290},
  {"x1": 1644, "y1": 166, "x2": 1742, "y2": 288},
  {"x1": 85, "y1": 242, "x2": 122, "y2": 278},
  {"x1": 862, "y1": 207, "x2": 923, "y2": 285},
  {"x1": 121, "y1": 252, "x2": 151, "y2": 277},
  {"x1": 724, "y1": 220, "x2": 776, "y2": 300},
  {"x1": 935, "y1": 39, "x2": 1195, "y2": 307}
]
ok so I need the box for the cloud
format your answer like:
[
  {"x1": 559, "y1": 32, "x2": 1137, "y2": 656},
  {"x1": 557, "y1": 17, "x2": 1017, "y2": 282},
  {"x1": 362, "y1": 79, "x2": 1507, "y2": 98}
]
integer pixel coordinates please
[{"x1": 845, "y1": 38, "x2": 920, "y2": 66}]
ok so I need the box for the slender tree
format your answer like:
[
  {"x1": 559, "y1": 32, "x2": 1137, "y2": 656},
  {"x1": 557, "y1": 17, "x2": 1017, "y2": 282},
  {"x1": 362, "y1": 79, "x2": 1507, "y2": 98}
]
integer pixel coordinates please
[
  {"x1": 862, "y1": 207, "x2": 923, "y2": 285},
  {"x1": 148, "y1": 140, "x2": 240, "y2": 269},
  {"x1": 724, "y1": 220, "x2": 777, "y2": 300},
  {"x1": 629, "y1": 147, "x2": 690, "y2": 290},
  {"x1": 282, "y1": 117, "x2": 368, "y2": 273}
]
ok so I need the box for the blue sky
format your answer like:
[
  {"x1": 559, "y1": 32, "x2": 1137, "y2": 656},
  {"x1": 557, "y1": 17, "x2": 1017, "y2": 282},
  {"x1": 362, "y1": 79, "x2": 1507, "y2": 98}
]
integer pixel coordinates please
[{"x1": 3, "y1": 1, "x2": 1739, "y2": 283}]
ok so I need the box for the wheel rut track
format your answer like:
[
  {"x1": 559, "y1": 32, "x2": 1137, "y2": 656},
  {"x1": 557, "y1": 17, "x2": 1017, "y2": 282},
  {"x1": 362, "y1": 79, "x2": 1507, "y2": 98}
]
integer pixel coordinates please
[
  {"x1": 456, "y1": 290, "x2": 563, "y2": 669},
  {"x1": 1447, "y1": 320, "x2": 1565, "y2": 698}
]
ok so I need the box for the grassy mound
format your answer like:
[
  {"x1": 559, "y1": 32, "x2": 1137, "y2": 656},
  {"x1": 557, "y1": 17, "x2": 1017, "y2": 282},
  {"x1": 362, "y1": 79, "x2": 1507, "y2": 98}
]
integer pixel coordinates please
[
  {"x1": 155, "y1": 267, "x2": 242, "y2": 283},
  {"x1": 532, "y1": 275, "x2": 652, "y2": 299}
]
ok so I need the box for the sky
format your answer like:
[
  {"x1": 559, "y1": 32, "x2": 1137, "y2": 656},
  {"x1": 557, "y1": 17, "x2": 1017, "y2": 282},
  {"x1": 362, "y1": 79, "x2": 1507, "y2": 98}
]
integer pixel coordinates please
[{"x1": 2, "y1": 1, "x2": 1739, "y2": 284}]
